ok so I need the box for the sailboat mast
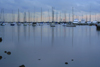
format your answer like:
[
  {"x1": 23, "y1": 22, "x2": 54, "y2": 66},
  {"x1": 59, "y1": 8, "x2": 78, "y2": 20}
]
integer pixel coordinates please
[
  {"x1": 24, "y1": 12, "x2": 26, "y2": 22},
  {"x1": 90, "y1": 6, "x2": 91, "y2": 22},
  {"x1": 72, "y1": 7, "x2": 74, "y2": 22},
  {"x1": 18, "y1": 9, "x2": 20, "y2": 22},
  {"x1": 86, "y1": 14, "x2": 87, "y2": 22},
  {"x1": 48, "y1": 9, "x2": 50, "y2": 22},
  {"x1": 34, "y1": 7, "x2": 35, "y2": 22},
  {"x1": 95, "y1": 13, "x2": 96, "y2": 20},
  {"x1": 69, "y1": 13, "x2": 70, "y2": 22},
  {"x1": 56, "y1": 12, "x2": 58, "y2": 22},
  {"x1": 12, "y1": 10, "x2": 14, "y2": 22},
  {"x1": 65, "y1": 12, "x2": 66, "y2": 22},
  {"x1": 28, "y1": 11, "x2": 30, "y2": 23},
  {"x1": 41, "y1": 7, "x2": 42, "y2": 22},
  {"x1": 52, "y1": 7, "x2": 54, "y2": 22},
  {"x1": 82, "y1": 14, "x2": 83, "y2": 20},
  {"x1": 3, "y1": 9, "x2": 4, "y2": 22},
  {"x1": 60, "y1": 12, "x2": 61, "y2": 22}
]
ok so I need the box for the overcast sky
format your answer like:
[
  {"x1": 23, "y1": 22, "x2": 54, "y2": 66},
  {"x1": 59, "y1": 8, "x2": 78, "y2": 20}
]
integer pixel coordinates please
[
  {"x1": 0, "y1": 0, "x2": 100, "y2": 13},
  {"x1": 0, "y1": 0, "x2": 100, "y2": 22}
]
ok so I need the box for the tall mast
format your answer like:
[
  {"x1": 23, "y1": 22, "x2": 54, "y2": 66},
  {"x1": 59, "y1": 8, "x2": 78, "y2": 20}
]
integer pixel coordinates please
[
  {"x1": 90, "y1": 6, "x2": 91, "y2": 22},
  {"x1": 65, "y1": 12, "x2": 66, "y2": 22},
  {"x1": 28, "y1": 11, "x2": 30, "y2": 22},
  {"x1": 72, "y1": 7, "x2": 74, "y2": 22},
  {"x1": 95, "y1": 13, "x2": 96, "y2": 20},
  {"x1": 3, "y1": 9, "x2": 4, "y2": 22},
  {"x1": 41, "y1": 7, "x2": 42, "y2": 22},
  {"x1": 82, "y1": 14, "x2": 83, "y2": 20},
  {"x1": 0, "y1": 9, "x2": 1, "y2": 21},
  {"x1": 34, "y1": 7, "x2": 35, "y2": 22},
  {"x1": 56, "y1": 12, "x2": 58, "y2": 22},
  {"x1": 60, "y1": 12, "x2": 61, "y2": 22},
  {"x1": 69, "y1": 13, "x2": 70, "y2": 22},
  {"x1": 24, "y1": 12, "x2": 26, "y2": 22},
  {"x1": 18, "y1": 9, "x2": 20, "y2": 22},
  {"x1": 1, "y1": 9, "x2": 3, "y2": 22},
  {"x1": 52, "y1": 7, "x2": 54, "y2": 22},
  {"x1": 48, "y1": 9, "x2": 50, "y2": 22},
  {"x1": 86, "y1": 14, "x2": 87, "y2": 22},
  {"x1": 12, "y1": 10, "x2": 14, "y2": 22}
]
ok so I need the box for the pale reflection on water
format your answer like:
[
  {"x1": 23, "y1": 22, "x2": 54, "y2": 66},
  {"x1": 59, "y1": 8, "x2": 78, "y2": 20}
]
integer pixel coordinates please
[{"x1": 0, "y1": 24, "x2": 100, "y2": 67}]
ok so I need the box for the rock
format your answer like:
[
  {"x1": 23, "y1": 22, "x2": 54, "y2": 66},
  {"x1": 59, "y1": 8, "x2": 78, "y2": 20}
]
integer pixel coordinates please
[
  {"x1": 0, "y1": 56, "x2": 2, "y2": 60},
  {"x1": 0, "y1": 37, "x2": 2, "y2": 42},
  {"x1": 4, "y1": 51, "x2": 7, "y2": 53},
  {"x1": 65, "y1": 62, "x2": 68, "y2": 64},
  {"x1": 7, "y1": 51, "x2": 11, "y2": 55},
  {"x1": 71, "y1": 59, "x2": 74, "y2": 61},
  {"x1": 19, "y1": 65, "x2": 25, "y2": 67}
]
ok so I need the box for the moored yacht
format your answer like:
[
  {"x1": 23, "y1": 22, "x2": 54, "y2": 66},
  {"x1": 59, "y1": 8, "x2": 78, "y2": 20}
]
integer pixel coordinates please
[
  {"x1": 73, "y1": 19, "x2": 79, "y2": 24},
  {"x1": 81, "y1": 19, "x2": 86, "y2": 25}
]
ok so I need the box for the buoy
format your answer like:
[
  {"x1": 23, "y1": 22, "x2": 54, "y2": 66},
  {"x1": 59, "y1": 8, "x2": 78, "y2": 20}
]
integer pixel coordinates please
[{"x1": 0, "y1": 37, "x2": 2, "y2": 42}]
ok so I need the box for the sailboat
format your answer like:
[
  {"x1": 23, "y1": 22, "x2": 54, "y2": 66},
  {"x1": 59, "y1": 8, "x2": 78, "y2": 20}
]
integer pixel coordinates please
[
  {"x1": 23, "y1": 12, "x2": 27, "y2": 26},
  {"x1": 47, "y1": 9, "x2": 50, "y2": 25},
  {"x1": 32, "y1": 7, "x2": 37, "y2": 26},
  {"x1": 28, "y1": 11, "x2": 32, "y2": 26},
  {"x1": 11, "y1": 10, "x2": 15, "y2": 26},
  {"x1": 87, "y1": 7, "x2": 92, "y2": 25},
  {"x1": 50, "y1": 7, "x2": 55, "y2": 27},
  {"x1": 39, "y1": 7, "x2": 43, "y2": 26},
  {"x1": 80, "y1": 15, "x2": 86, "y2": 25},
  {"x1": 1, "y1": 9, "x2": 6, "y2": 26},
  {"x1": 66, "y1": 7, "x2": 76, "y2": 27},
  {"x1": 62, "y1": 12, "x2": 67, "y2": 26},
  {"x1": 17, "y1": 9, "x2": 21, "y2": 26}
]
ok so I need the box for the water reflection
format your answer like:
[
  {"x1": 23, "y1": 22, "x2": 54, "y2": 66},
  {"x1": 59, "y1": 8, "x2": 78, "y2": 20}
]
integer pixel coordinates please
[
  {"x1": 28, "y1": 26, "x2": 30, "y2": 39},
  {"x1": 96, "y1": 29, "x2": 100, "y2": 36},
  {"x1": 24, "y1": 26, "x2": 27, "y2": 40},
  {"x1": 11, "y1": 27, "x2": 14, "y2": 41},
  {"x1": 41, "y1": 26, "x2": 42, "y2": 44},
  {"x1": 17, "y1": 26, "x2": 20, "y2": 42},
  {"x1": 33, "y1": 26, "x2": 35, "y2": 45},
  {"x1": 51, "y1": 27, "x2": 54, "y2": 47},
  {"x1": 0, "y1": 25, "x2": 100, "y2": 67}
]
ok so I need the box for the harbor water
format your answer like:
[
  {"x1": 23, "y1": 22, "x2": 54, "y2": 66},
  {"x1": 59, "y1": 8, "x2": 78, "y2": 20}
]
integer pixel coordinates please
[{"x1": 0, "y1": 24, "x2": 100, "y2": 67}]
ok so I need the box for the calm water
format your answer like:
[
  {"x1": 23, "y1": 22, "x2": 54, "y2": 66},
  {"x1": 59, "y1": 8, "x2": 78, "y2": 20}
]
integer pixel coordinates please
[{"x1": 0, "y1": 24, "x2": 100, "y2": 67}]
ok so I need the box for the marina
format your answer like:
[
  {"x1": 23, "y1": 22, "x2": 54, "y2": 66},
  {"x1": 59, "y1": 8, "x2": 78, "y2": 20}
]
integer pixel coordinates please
[{"x1": 0, "y1": 0, "x2": 100, "y2": 67}]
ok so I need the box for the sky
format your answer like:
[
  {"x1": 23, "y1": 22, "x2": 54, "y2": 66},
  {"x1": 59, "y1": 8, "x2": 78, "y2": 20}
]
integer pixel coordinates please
[{"x1": 0, "y1": 0, "x2": 100, "y2": 22}]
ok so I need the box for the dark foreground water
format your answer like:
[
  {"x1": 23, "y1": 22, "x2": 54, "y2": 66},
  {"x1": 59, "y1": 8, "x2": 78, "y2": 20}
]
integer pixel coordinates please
[{"x1": 0, "y1": 24, "x2": 100, "y2": 67}]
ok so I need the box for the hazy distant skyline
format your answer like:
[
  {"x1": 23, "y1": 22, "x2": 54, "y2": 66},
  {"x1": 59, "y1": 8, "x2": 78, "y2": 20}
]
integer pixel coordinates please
[{"x1": 0, "y1": 0, "x2": 100, "y2": 22}]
